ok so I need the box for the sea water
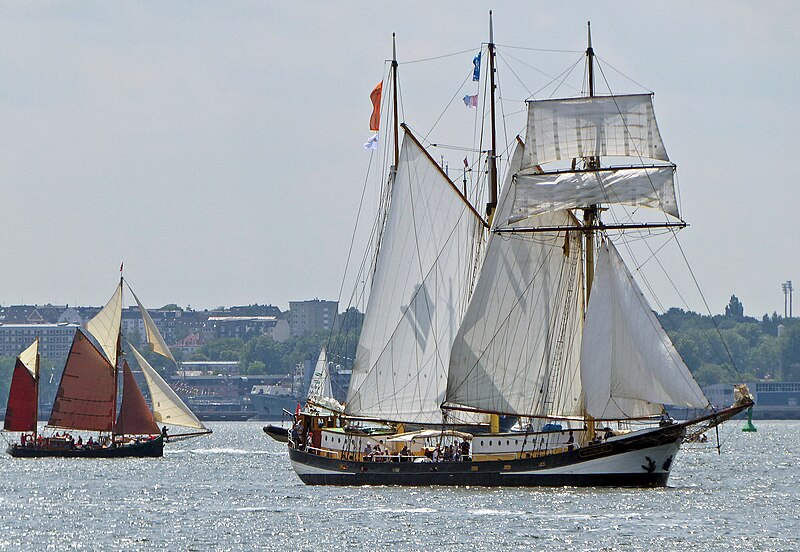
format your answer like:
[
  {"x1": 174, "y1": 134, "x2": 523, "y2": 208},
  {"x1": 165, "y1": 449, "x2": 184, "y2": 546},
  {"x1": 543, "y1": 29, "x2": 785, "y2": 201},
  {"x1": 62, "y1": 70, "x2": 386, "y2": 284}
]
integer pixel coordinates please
[{"x1": 0, "y1": 421, "x2": 797, "y2": 551}]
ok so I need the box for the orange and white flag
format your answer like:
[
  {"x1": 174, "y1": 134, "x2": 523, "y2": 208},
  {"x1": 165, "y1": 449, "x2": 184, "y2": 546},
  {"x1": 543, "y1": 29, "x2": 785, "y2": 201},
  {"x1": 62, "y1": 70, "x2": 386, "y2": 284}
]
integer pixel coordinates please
[{"x1": 369, "y1": 81, "x2": 382, "y2": 131}]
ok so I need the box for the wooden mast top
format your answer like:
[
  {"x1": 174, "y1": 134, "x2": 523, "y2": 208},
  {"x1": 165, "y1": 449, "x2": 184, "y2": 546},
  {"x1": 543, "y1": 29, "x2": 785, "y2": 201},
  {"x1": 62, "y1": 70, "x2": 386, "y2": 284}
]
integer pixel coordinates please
[
  {"x1": 487, "y1": 10, "x2": 498, "y2": 219},
  {"x1": 391, "y1": 33, "x2": 400, "y2": 169}
]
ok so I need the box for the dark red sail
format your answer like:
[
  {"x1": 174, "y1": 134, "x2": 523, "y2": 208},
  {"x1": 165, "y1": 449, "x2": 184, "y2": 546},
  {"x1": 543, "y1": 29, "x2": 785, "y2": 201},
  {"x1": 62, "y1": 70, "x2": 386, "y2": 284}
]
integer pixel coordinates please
[
  {"x1": 48, "y1": 330, "x2": 116, "y2": 432},
  {"x1": 4, "y1": 359, "x2": 37, "y2": 432},
  {"x1": 114, "y1": 360, "x2": 159, "y2": 435}
]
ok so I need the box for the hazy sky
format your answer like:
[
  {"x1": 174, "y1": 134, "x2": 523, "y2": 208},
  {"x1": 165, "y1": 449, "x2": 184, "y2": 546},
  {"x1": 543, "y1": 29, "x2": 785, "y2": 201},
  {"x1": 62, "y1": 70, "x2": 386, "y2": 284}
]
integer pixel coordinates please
[{"x1": 1, "y1": 2, "x2": 797, "y2": 317}]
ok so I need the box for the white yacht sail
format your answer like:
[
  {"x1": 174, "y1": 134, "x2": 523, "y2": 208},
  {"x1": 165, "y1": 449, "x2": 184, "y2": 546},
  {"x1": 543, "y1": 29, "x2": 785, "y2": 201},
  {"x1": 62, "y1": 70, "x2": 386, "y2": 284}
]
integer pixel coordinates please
[
  {"x1": 345, "y1": 129, "x2": 484, "y2": 424},
  {"x1": 306, "y1": 347, "x2": 344, "y2": 413},
  {"x1": 580, "y1": 241, "x2": 709, "y2": 419},
  {"x1": 129, "y1": 343, "x2": 207, "y2": 430}
]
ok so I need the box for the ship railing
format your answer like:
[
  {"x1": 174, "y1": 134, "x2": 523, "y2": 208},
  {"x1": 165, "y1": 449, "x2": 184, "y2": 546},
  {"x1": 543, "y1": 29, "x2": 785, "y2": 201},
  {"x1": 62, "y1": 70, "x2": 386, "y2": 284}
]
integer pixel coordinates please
[{"x1": 306, "y1": 446, "x2": 341, "y2": 459}]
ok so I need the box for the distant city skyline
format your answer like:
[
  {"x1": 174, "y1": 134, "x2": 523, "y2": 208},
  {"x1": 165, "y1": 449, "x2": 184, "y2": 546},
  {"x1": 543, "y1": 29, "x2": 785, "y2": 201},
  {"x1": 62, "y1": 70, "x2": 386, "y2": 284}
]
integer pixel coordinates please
[{"x1": 1, "y1": 2, "x2": 797, "y2": 317}]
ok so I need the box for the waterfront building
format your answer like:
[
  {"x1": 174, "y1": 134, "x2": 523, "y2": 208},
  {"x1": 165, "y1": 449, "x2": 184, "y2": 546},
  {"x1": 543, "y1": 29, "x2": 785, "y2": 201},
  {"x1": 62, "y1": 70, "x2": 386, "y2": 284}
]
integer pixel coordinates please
[{"x1": 288, "y1": 299, "x2": 338, "y2": 337}]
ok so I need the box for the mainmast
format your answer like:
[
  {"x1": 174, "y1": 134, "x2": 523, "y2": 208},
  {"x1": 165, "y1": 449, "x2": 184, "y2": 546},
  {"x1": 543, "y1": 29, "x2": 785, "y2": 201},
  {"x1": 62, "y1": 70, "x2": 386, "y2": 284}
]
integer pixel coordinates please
[
  {"x1": 486, "y1": 10, "x2": 499, "y2": 221},
  {"x1": 391, "y1": 33, "x2": 400, "y2": 169},
  {"x1": 111, "y1": 275, "x2": 123, "y2": 433},
  {"x1": 583, "y1": 21, "x2": 599, "y2": 300},
  {"x1": 33, "y1": 338, "x2": 40, "y2": 440}
]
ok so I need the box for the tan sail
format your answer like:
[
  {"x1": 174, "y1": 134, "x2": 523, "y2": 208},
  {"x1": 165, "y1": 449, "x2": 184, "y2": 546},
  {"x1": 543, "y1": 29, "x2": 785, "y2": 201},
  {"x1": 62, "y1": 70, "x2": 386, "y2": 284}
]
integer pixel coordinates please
[
  {"x1": 128, "y1": 343, "x2": 206, "y2": 430},
  {"x1": 127, "y1": 283, "x2": 176, "y2": 362},
  {"x1": 84, "y1": 280, "x2": 123, "y2": 367},
  {"x1": 18, "y1": 338, "x2": 39, "y2": 379}
]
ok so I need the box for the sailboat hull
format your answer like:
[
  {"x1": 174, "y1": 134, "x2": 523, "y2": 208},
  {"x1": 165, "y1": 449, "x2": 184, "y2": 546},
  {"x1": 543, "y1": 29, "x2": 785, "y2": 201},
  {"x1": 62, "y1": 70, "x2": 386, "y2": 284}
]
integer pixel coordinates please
[
  {"x1": 6, "y1": 436, "x2": 164, "y2": 458},
  {"x1": 289, "y1": 424, "x2": 684, "y2": 487}
]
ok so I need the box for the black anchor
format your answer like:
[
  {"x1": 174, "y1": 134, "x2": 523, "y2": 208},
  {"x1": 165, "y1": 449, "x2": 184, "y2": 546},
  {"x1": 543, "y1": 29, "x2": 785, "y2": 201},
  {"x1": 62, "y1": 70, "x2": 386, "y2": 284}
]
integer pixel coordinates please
[
  {"x1": 662, "y1": 455, "x2": 673, "y2": 471},
  {"x1": 641, "y1": 456, "x2": 656, "y2": 473}
]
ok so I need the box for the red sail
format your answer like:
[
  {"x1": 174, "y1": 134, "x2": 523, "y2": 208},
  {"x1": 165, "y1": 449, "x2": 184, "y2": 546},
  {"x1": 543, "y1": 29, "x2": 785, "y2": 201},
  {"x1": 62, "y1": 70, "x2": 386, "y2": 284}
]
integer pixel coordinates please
[
  {"x1": 4, "y1": 359, "x2": 37, "y2": 432},
  {"x1": 48, "y1": 330, "x2": 116, "y2": 431},
  {"x1": 114, "y1": 360, "x2": 159, "y2": 435}
]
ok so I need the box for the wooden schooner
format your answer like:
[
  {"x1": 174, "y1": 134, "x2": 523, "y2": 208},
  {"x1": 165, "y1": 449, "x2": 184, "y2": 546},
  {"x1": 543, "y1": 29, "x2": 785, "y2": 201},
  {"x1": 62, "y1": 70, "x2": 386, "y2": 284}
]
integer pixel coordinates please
[
  {"x1": 287, "y1": 16, "x2": 753, "y2": 486},
  {"x1": 4, "y1": 278, "x2": 210, "y2": 458}
]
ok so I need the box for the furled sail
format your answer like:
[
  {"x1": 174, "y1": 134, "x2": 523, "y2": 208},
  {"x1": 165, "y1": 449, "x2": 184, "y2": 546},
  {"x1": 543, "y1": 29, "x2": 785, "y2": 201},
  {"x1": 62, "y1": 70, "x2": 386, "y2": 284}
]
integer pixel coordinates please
[
  {"x1": 345, "y1": 131, "x2": 483, "y2": 424},
  {"x1": 48, "y1": 330, "x2": 116, "y2": 432},
  {"x1": 114, "y1": 360, "x2": 160, "y2": 435},
  {"x1": 446, "y1": 142, "x2": 585, "y2": 417},
  {"x1": 522, "y1": 94, "x2": 669, "y2": 170},
  {"x1": 84, "y1": 280, "x2": 123, "y2": 367},
  {"x1": 512, "y1": 165, "x2": 678, "y2": 219},
  {"x1": 580, "y1": 241, "x2": 709, "y2": 419},
  {"x1": 128, "y1": 283, "x2": 176, "y2": 362},
  {"x1": 129, "y1": 343, "x2": 207, "y2": 430},
  {"x1": 4, "y1": 340, "x2": 39, "y2": 432}
]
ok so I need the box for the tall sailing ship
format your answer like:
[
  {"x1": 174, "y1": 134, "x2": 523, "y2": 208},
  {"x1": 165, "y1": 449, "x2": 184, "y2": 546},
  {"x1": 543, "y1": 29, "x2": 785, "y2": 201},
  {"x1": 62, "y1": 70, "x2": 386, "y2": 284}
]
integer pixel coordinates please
[
  {"x1": 4, "y1": 277, "x2": 211, "y2": 458},
  {"x1": 288, "y1": 17, "x2": 754, "y2": 486}
]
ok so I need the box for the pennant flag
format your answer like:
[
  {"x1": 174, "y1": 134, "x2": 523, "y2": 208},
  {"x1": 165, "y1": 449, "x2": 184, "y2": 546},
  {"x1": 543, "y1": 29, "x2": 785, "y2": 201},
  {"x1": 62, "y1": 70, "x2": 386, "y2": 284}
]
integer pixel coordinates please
[
  {"x1": 369, "y1": 82, "x2": 382, "y2": 131},
  {"x1": 119, "y1": 262, "x2": 124, "y2": 273},
  {"x1": 463, "y1": 157, "x2": 469, "y2": 169},
  {"x1": 463, "y1": 94, "x2": 478, "y2": 108},
  {"x1": 363, "y1": 132, "x2": 379, "y2": 150},
  {"x1": 472, "y1": 52, "x2": 481, "y2": 81}
]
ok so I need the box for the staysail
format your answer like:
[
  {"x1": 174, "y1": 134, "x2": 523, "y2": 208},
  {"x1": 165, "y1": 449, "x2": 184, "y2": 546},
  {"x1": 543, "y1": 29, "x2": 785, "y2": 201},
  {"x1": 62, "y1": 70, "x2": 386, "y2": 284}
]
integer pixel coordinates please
[
  {"x1": 84, "y1": 280, "x2": 123, "y2": 367},
  {"x1": 446, "y1": 142, "x2": 586, "y2": 417},
  {"x1": 4, "y1": 339, "x2": 39, "y2": 432},
  {"x1": 114, "y1": 360, "x2": 160, "y2": 435},
  {"x1": 128, "y1": 343, "x2": 207, "y2": 430},
  {"x1": 307, "y1": 347, "x2": 344, "y2": 413},
  {"x1": 127, "y1": 283, "x2": 176, "y2": 362},
  {"x1": 345, "y1": 130, "x2": 484, "y2": 424},
  {"x1": 580, "y1": 241, "x2": 709, "y2": 418},
  {"x1": 48, "y1": 330, "x2": 116, "y2": 432}
]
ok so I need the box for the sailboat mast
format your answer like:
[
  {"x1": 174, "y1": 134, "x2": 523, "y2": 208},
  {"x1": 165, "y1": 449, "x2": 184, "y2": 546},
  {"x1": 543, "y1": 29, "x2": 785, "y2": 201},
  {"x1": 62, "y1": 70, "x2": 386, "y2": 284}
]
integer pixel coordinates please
[
  {"x1": 391, "y1": 33, "x2": 400, "y2": 168},
  {"x1": 487, "y1": 10, "x2": 499, "y2": 220},
  {"x1": 33, "y1": 338, "x2": 40, "y2": 440},
  {"x1": 584, "y1": 21, "x2": 599, "y2": 300},
  {"x1": 111, "y1": 276, "x2": 123, "y2": 432}
]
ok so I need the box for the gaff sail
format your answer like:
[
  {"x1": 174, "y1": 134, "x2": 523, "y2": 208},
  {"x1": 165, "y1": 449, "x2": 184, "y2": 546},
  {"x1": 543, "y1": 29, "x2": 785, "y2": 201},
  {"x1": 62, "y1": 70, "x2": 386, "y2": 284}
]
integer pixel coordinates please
[
  {"x1": 3, "y1": 339, "x2": 40, "y2": 432},
  {"x1": 48, "y1": 330, "x2": 116, "y2": 432}
]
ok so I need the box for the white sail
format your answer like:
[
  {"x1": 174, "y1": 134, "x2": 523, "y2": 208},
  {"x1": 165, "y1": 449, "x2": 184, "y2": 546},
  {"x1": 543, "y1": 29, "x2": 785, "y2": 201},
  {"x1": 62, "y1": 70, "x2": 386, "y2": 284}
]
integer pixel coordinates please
[
  {"x1": 84, "y1": 281, "x2": 123, "y2": 367},
  {"x1": 128, "y1": 283, "x2": 176, "y2": 362},
  {"x1": 18, "y1": 338, "x2": 39, "y2": 379},
  {"x1": 446, "y1": 143, "x2": 585, "y2": 417},
  {"x1": 345, "y1": 131, "x2": 484, "y2": 424},
  {"x1": 513, "y1": 165, "x2": 678, "y2": 219},
  {"x1": 580, "y1": 242, "x2": 709, "y2": 419},
  {"x1": 522, "y1": 94, "x2": 669, "y2": 170},
  {"x1": 128, "y1": 343, "x2": 207, "y2": 430},
  {"x1": 307, "y1": 347, "x2": 334, "y2": 402}
]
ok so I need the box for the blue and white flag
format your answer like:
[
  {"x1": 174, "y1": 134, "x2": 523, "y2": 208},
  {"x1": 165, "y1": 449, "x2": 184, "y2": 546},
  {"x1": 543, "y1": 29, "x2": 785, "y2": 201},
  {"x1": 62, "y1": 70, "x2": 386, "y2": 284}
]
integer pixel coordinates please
[
  {"x1": 463, "y1": 94, "x2": 478, "y2": 108},
  {"x1": 363, "y1": 132, "x2": 379, "y2": 150},
  {"x1": 472, "y1": 52, "x2": 481, "y2": 81}
]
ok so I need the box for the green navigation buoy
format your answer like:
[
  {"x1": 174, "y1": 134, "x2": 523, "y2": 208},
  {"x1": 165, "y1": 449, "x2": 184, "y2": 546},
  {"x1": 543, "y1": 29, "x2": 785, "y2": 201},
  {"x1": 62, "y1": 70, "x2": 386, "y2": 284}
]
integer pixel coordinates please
[{"x1": 742, "y1": 407, "x2": 757, "y2": 432}]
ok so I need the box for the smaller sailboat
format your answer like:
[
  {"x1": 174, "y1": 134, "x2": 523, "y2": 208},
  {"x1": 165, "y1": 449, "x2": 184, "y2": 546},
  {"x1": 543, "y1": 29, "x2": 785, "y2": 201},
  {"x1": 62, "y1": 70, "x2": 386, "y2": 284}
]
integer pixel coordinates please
[{"x1": 4, "y1": 277, "x2": 211, "y2": 458}]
